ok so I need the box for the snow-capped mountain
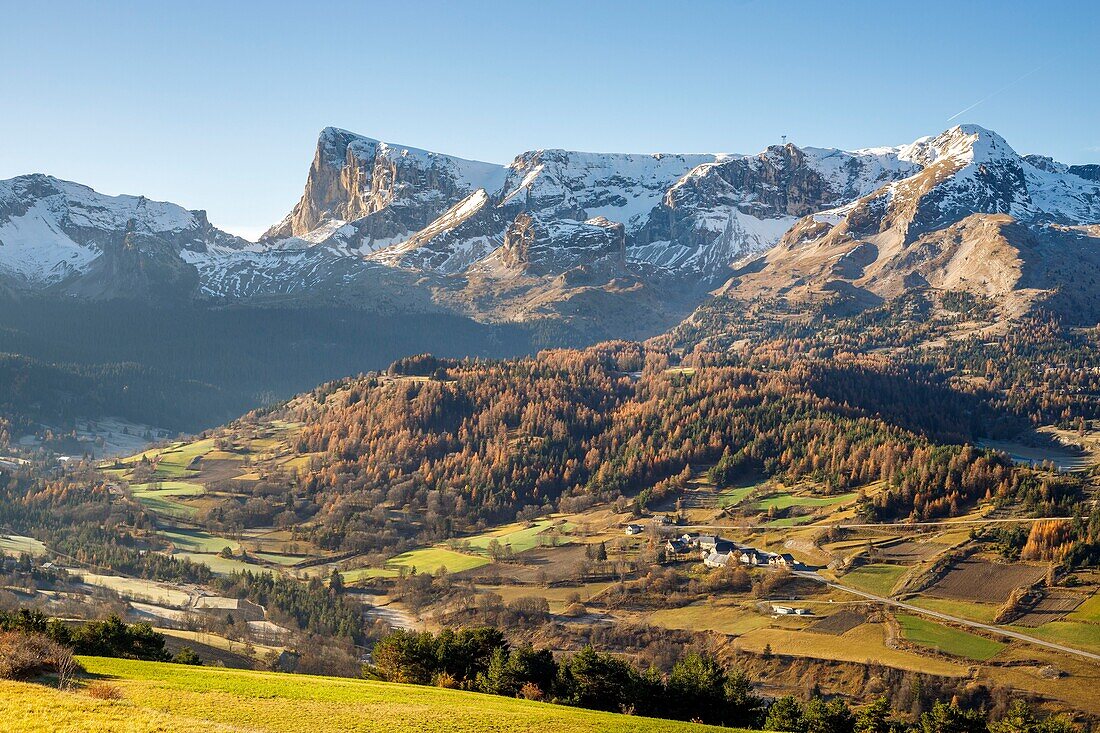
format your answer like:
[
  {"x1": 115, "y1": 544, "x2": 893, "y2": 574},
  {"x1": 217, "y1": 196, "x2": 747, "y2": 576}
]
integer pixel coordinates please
[
  {"x1": 724, "y1": 125, "x2": 1100, "y2": 322},
  {"x1": 0, "y1": 174, "x2": 246, "y2": 296},
  {"x1": 261, "y1": 127, "x2": 921, "y2": 282},
  {"x1": 3, "y1": 124, "x2": 1097, "y2": 333}
]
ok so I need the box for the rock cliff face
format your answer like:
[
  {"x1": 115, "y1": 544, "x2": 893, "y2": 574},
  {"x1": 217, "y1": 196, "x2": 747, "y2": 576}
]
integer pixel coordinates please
[
  {"x1": 258, "y1": 127, "x2": 924, "y2": 288},
  {"x1": 263, "y1": 127, "x2": 508, "y2": 251},
  {"x1": 496, "y1": 213, "x2": 626, "y2": 276}
]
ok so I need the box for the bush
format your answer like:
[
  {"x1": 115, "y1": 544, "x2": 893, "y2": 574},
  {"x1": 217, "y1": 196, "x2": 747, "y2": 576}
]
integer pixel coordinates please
[
  {"x1": 519, "y1": 681, "x2": 544, "y2": 701},
  {"x1": 85, "y1": 681, "x2": 124, "y2": 700},
  {"x1": 172, "y1": 646, "x2": 203, "y2": 665},
  {"x1": 0, "y1": 631, "x2": 80, "y2": 686}
]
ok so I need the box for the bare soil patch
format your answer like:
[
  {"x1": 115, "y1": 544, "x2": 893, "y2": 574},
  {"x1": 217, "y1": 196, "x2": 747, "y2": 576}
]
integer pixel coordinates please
[
  {"x1": 1014, "y1": 589, "x2": 1087, "y2": 627},
  {"x1": 926, "y1": 558, "x2": 1048, "y2": 604},
  {"x1": 807, "y1": 609, "x2": 867, "y2": 635},
  {"x1": 873, "y1": 540, "x2": 944, "y2": 562}
]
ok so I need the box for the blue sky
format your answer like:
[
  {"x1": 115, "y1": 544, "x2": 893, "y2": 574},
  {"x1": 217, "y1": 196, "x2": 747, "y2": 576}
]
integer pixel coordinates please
[{"x1": 1, "y1": 0, "x2": 1097, "y2": 239}]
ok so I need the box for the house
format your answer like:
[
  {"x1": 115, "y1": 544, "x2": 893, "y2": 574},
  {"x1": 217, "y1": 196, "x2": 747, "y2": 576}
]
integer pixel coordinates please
[
  {"x1": 624, "y1": 524, "x2": 644, "y2": 536},
  {"x1": 665, "y1": 538, "x2": 690, "y2": 555},
  {"x1": 740, "y1": 550, "x2": 766, "y2": 566},
  {"x1": 768, "y1": 553, "x2": 796, "y2": 567},
  {"x1": 652, "y1": 515, "x2": 672, "y2": 526},
  {"x1": 704, "y1": 550, "x2": 733, "y2": 568},
  {"x1": 696, "y1": 535, "x2": 721, "y2": 552}
]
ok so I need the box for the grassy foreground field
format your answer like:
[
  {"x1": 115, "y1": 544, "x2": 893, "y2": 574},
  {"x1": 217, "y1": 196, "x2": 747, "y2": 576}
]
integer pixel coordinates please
[{"x1": 0, "y1": 657, "x2": 736, "y2": 733}]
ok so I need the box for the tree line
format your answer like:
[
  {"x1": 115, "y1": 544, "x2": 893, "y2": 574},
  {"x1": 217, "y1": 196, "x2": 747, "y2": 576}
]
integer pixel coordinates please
[{"x1": 369, "y1": 627, "x2": 1076, "y2": 732}]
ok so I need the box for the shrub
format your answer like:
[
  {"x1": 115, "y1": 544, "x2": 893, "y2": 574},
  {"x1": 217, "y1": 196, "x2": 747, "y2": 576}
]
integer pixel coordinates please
[
  {"x1": 519, "y1": 682, "x2": 544, "y2": 701},
  {"x1": 0, "y1": 631, "x2": 80, "y2": 685},
  {"x1": 172, "y1": 646, "x2": 203, "y2": 665},
  {"x1": 86, "y1": 681, "x2": 124, "y2": 700}
]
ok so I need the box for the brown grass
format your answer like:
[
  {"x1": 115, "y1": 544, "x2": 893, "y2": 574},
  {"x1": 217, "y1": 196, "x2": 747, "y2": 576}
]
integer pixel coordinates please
[{"x1": 85, "y1": 681, "x2": 123, "y2": 700}]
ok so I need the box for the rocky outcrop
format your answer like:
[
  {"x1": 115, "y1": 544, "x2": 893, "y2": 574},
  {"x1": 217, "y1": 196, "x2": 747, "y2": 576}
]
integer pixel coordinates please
[
  {"x1": 722, "y1": 126, "x2": 1100, "y2": 322},
  {"x1": 262, "y1": 127, "x2": 508, "y2": 250},
  {"x1": 497, "y1": 213, "x2": 626, "y2": 275}
]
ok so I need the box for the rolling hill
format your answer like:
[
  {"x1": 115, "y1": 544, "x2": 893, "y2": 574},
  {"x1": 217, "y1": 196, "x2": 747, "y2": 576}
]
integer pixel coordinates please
[{"x1": 1, "y1": 656, "x2": 734, "y2": 733}]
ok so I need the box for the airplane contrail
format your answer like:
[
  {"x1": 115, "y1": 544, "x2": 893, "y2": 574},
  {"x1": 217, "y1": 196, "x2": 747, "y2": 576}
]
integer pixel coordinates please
[{"x1": 946, "y1": 65, "x2": 1044, "y2": 122}]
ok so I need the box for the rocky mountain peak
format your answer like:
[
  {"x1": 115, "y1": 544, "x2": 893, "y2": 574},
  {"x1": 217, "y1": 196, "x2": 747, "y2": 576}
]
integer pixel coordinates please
[{"x1": 898, "y1": 124, "x2": 1017, "y2": 169}]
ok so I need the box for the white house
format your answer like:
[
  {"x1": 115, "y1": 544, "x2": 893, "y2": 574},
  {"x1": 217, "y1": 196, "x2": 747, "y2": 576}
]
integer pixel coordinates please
[{"x1": 704, "y1": 550, "x2": 733, "y2": 568}]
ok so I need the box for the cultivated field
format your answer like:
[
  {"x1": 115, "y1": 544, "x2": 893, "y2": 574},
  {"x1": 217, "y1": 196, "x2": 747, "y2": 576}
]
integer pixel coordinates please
[
  {"x1": 0, "y1": 657, "x2": 736, "y2": 733},
  {"x1": 645, "y1": 601, "x2": 772, "y2": 636},
  {"x1": 1010, "y1": 620, "x2": 1100, "y2": 654},
  {"x1": 807, "y1": 609, "x2": 866, "y2": 635},
  {"x1": 733, "y1": 624, "x2": 966, "y2": 676},
  {"x1": 76, "y1": 572, "x2": 192, "y2": 607},
  {"x1": 925, "y1": 558, "x2": 1048, "y2": 604},
  {"x1": 907, "y1": 597, "x2": 999, "y2": 624},
  {"x1": 752, "y1": 490, "x2": 857, "y2": 511},
  {"x1": 0, "y1": 534, "x2": 47, "y2": 557},
  {"x1": 456, "y1": 518, "x2": 575, "y2": 555},
  {"x1": 896, "y1": 614, "x2": 1006, "y2": 661},
  {"x1": 343, "y1": 546, "x2": 490, "y2": 581},
  {"x1": 872, "y1": 540, "x2": 946, "y2": 563},
  {"x1": 1013, "y1": 589, "x2": 1087, "y2": 627},
  {"x1": 476, "y1": 582, "x2": 612, "y2": 613},
  {"x1": 839, "y1": 564, "x2": 908, "y2": 596},
  {"x1": 161, "y1": 528, "x2": 239, "y2": 554}
]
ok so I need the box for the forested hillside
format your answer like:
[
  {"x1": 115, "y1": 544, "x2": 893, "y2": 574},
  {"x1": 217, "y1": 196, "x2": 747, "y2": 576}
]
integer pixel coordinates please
[{"x1": 190, "y1": 329, "x2": 1095, "y2": 557}]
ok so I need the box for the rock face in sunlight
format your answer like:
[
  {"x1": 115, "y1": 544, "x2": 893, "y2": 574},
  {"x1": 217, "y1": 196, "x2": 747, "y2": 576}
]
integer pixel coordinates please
[{"x1": 721, "y1": 125, "x2": 1100, "y2": 323}]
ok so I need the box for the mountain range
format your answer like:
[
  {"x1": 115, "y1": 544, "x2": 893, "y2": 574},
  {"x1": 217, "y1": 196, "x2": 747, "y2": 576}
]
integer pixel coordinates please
[{"x1": 2, "y1": 124, "x2": 1099, "y2": 338}]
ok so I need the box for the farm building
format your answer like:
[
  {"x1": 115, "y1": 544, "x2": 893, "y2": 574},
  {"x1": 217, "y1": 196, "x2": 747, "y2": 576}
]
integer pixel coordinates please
[
  {"x1": 665, "y1": 538, "x2": 690, "y2": 555},
  {"x1": 740, "y1": 550, "x2": 768, "y2": 566},
  {"x1": 696, "y1": 535, "x2": 722, "y2": 551},
  {"x1": 768, "y1": 553, "x2": 796, "y2": 567},
  {"x1": 704, "y1": 550, "x2": 734, "y2": 568},
  {"x1": 624, "y1": 524, "x2": 644, "y2": 535}
]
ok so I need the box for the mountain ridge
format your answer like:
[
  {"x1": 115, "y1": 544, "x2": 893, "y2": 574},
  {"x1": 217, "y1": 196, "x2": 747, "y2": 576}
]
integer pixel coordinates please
[{"x1": 2, "y1": 124, "x2": 1098, "y2": 335}]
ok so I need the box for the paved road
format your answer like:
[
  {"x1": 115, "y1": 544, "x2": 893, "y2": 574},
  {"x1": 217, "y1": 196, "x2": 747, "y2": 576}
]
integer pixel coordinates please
[
  {"x1": 793, "y1": 570, "x2": 1100, "y2": 664},
  {"x1": 682, "y1": 517, "x2": 1069, "y2": 532}
]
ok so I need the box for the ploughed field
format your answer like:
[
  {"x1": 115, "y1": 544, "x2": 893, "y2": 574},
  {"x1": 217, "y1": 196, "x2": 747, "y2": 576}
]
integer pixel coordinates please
[
  {"x1": 925, "y1": 558, "x2": 1049, "y2": 603},
  {"x1": 0, "y1": 657, "x2": 737, "y2": 733}
]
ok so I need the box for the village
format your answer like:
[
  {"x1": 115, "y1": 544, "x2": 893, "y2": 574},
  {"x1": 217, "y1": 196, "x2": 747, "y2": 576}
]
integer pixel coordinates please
[{"x1": 622, "y1": 520, "x2": 809, "y2": 616}]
